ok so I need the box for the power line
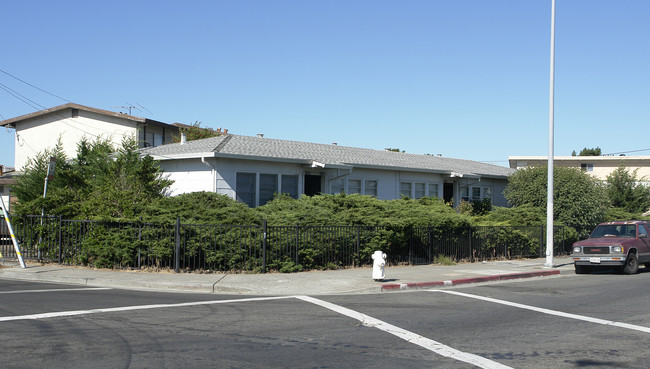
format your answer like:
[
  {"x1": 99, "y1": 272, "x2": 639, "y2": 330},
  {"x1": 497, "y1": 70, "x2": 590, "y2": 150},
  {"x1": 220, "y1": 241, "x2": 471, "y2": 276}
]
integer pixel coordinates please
[
  {"x1": 604, "y1": 149, "x2": 650, "y2": 156},
  {"x1": 0, "y1": 68, "x2": 73, "y2": 103},
  {"x1": 0, "y1": 82, "x2": 45, "y2": 111}
]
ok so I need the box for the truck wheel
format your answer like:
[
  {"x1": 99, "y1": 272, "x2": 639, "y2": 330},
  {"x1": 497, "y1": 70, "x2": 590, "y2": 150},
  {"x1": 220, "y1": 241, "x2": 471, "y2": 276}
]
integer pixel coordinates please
[
  {"x1": 623, "y1": 253, "x2": 639, "y2": 275},
  {"x1": 575, "y1": 264, "x2": 591, "y2": 274}
]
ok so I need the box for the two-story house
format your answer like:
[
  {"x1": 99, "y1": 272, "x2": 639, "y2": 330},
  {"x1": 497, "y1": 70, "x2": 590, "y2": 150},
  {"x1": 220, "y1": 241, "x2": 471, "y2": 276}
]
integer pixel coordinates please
[{"x1": 0, "y1": 103, "x2": 180, "y2": 171}]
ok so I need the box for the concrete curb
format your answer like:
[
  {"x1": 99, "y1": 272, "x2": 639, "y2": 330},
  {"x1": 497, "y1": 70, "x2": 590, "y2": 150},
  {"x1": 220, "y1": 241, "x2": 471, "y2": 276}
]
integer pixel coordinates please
[{"x1": 380, "y1": 269, "x2": 561, "y2": 292}]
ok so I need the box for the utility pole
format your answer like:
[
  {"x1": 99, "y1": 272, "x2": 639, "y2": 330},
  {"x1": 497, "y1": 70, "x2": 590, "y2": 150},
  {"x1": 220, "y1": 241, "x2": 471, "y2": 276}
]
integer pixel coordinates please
[
  {"x1": 545, "y1": 0, "x2": 556, "y2": 268},
  {"x1": 39, "y1": 157, "x2": 56, "y2": 261}
]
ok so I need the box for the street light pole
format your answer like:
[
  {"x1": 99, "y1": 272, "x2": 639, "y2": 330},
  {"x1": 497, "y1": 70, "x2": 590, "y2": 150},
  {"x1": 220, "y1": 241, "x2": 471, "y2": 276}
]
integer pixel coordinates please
[{"x1": 545, "y1": 0, "x2": 556, "y2": 268}]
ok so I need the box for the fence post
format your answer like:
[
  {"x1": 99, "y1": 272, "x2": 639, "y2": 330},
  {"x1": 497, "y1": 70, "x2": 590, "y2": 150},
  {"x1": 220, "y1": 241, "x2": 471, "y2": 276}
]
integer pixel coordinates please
[
  {"x1": 356, "y1": 226, "x2": 360, "y2": 267},
  {"x1": 540, "y1": 226, "x2": 545, "y2": 258},
  {"x1": 427, "y1": 226, "x2": 433, "y2": 264},
  {"x1": 469, "y1": 227, "x2": 474, "y2": 263},
  {"x1": 295, "y1": 224, "x2": 299, "y2": 267},
  {"x1": 408, "y1": 227, "x2": 413, "y2": 265},
  {"x1": 262, "y1": 220, "x2": 267, "y2": 274},
  {"x1": 57, "y1": 216, "x2": 62, "y2": 264},
  {"x1": 175, "y1": 217, "x2": 180, "y2": 273},
  {"x1": 138, "y1": 217, "x2": 142, "y2": 269}
]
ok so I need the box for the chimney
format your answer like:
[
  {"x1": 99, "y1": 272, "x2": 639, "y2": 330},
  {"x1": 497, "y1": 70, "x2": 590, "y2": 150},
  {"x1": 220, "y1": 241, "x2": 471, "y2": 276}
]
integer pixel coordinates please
[
  {"x1": 180, "y1": 132, "x2": 187, "y2": 145},
  {"x1": 257, "y1": 133, "x2": 264, "y2": 138},
  {"x1": 332, "y1": 143, "x2": 337, "y2": 146},
  {"x1": 0, "y1": 164, "x2": 3, "y2": 176}
]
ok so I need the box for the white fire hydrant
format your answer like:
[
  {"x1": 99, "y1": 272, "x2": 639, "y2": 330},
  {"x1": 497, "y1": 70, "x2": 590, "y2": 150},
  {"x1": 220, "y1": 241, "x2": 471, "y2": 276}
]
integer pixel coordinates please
[{"x1": 371, "y1": 250, "x2": 387, "y2": 281}]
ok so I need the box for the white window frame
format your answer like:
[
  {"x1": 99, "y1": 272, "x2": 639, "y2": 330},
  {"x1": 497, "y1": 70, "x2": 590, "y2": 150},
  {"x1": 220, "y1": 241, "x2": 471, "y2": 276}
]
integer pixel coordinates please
[
  {"x1": 236, "y1": 172, "x2": 257, "y2": 207},
  {"x1": 414, "y1": 182, "x2": 426, "y2": 199},
  {"x1": 280, "y1": 174, "x2": 299, "y2": 199},
  {"x1": 237, "y1": 172, "x2": 301, "y2": 207},
  {"x1": 428, "y1": 183, "x2": 440, "y2": 198},
  {"x1": 399, "y1": 182, "x2": 412, "y2": 198},
  {"x1": 364, "y1": 179, "x2": 378, "y2": 196},
  {"x1": 259, "y1": 173, "x2": 278, "y2": 206},
  {"x1": 461, "y1": 185, "x2": 493, "y2": 202},
  {"x1": 348, "y1": 179, "x2": 362, "y2": 194}
]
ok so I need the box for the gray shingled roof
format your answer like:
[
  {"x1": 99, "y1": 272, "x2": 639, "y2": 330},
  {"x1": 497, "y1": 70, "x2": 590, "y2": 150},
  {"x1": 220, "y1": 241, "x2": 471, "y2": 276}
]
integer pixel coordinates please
[{"x1": 141, "y1": 134, "x2": 513, "y2": 178}]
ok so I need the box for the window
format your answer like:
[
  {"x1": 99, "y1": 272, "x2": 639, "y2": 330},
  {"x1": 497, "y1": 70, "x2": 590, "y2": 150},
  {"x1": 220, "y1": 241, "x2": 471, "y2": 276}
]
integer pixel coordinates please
[
  {"x1": 400, "y1": 182, "x2": 412, "y2": 198},
  {"x1": 428, "y1": 183, "x2": 439, "y2": 198},
  {"x1": 414, "y1": 183, "x2": 426, "y2": 199},
  {"x1": 236, "y1": 173, "x2": 256, "y2": 208},
  {"x1": 461, "y1": 187, "x2": 469, "y2": 201},
  {"x1": 281, "y1": 175, "x2": 299, "y2": 199},
  {"x1": 483, "y1": 187, "x2": 492, "y2": 200},
  {"x1": 472, "y1": 187, "x2": 481, "y2": 201},
  {"x1": 259, "y1": 174, "x2": 278, "y2": 206},
  {"x1": 331, "y1": 179, "x2": 344, "y2": 194},
  {"x1": 581, "y1": 163, "x2": 594, "y2": 172},
  {"x1": 146, "y1": 132, "x2": 163, "y2": 147},
  {"x1": 365, "y1": 180, "x2": 377, "y2": 196},
  {"x1": 639, "y1": 224, "x2": 648, "y2": 238},
  {"x1": 461, "y1": 186, "x2": 492, "y2": 202},
  {"x1": 348, "y1": 179, "x2": 361, "y2": 194},
  {"x1": 237, "y1": 173, "x2": 300, "y2": 207}
]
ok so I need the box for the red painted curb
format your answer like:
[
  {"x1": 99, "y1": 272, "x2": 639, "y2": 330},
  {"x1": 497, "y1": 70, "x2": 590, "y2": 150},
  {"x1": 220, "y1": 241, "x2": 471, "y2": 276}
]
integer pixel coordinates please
[{"x1": 381, "y1": 269, "x2": 560, "y2": 292}]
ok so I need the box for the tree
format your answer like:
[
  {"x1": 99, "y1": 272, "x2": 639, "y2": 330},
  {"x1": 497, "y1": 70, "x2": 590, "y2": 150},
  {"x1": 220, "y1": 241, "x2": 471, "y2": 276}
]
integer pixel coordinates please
[
  {"x1": 11, "y1": 140, "x2": 68, "y2": 206},
  {"x1": 574, "y1": 147, "x2": 602, "y2": 156},
  {"x1": 606, "y1": 165, "x2": 650, "y2": 214},
  {"x1": 11, "y1": 137, "x2": 172, "y2": 219},
  {"x1": 503, "y1": 165, "x2": 609, "y2": 229},
  {"x1": 172, "y1": 121, "x2": 221, "y2": 142}
]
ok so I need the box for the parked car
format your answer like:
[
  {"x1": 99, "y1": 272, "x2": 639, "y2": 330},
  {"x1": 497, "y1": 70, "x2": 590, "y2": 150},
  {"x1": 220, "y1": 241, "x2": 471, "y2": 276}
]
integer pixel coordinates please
[{"x1": 571, "y1": 221, "x2": 650, "y2": 274}]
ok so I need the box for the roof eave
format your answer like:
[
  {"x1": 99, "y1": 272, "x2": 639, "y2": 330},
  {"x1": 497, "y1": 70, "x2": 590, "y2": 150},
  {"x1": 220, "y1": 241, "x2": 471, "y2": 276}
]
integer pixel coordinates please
[{"x1": 0, "y1": 103, "x2": 176, "y2": 129}]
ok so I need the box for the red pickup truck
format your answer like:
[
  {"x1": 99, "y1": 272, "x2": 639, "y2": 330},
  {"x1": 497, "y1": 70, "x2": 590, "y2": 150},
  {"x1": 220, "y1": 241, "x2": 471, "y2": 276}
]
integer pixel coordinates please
[{"x1": 571, "y1": 221, "x2": 650, "y2": 274}]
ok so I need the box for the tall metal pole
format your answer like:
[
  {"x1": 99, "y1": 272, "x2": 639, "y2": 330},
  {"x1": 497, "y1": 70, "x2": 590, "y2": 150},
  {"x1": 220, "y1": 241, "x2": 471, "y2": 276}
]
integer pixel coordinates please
[{"x1": 545, "y1": 0, "x2": 556, "y2": 268}]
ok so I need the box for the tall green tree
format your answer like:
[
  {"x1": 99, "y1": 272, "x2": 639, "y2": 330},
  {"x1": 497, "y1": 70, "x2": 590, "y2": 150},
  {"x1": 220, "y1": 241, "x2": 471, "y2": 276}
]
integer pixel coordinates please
[
  {"x1": 11, "y1": 137, "x2": 172, "y2": 219},
  {"x1": 11, "y1": 140, "x2": 68, "y2": 205},
  {"x1": 606, "y1": 165, "x2": 650, "y2": 214},
  {"x1": 503, "y1": 165, "x2": 609, "y2": 229}
]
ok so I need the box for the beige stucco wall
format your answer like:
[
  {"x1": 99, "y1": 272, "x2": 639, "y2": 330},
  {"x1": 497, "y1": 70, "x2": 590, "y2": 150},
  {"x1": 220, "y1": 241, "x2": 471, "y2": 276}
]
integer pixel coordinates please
[
  {"x1": 509, "y1": 156, "x2": 650, "y2": 183},
  {"x1": 14, "y1": 109, "x2": 137, "y2": 170}
]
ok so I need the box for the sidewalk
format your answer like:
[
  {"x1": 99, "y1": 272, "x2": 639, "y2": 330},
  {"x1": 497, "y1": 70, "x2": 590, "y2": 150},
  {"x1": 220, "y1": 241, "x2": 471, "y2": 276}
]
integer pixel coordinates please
[{"x1": 0, "y1": 257, "x2": 575, "y2": 295}]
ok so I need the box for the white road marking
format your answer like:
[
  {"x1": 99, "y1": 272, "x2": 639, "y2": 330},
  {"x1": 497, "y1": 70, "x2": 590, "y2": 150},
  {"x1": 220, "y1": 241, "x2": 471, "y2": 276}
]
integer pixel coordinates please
[
  {"x1": 431, "y1": 289, "x2": 650, "y2": 334},
  {"x1": 0, "y1": 296, "x2": 293, "y2": 322},
  {"x1": 0, "y1": 287, "x2": 112, "y2": 294},
  {"x1": 296, "y1": 295, "x2": 512, "y2": 369}
]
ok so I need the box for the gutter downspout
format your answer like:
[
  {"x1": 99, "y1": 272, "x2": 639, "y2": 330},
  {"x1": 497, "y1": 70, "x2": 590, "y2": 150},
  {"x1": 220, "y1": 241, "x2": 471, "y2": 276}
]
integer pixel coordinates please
[{"x1": 201, "y1": 157, "x2": 217, "y2": 193}]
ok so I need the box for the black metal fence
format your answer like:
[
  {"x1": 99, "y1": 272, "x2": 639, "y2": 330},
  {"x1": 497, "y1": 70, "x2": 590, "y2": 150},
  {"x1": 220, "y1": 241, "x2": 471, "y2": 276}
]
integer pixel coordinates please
[{"x1": 0, "y1": 216, "x2": 567, "y2": 273}]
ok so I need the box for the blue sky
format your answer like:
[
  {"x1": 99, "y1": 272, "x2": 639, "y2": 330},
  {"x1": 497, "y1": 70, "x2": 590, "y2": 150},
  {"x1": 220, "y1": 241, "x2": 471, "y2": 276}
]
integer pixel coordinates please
[{"x1": 1, "y1": 0, "x2": 648, "y2": 168}]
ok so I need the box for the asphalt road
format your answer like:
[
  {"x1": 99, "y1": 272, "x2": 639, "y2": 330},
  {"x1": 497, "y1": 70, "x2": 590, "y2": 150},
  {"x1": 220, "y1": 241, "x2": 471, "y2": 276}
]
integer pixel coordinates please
[{"x1": 1, "y1": 271, "x2": 649, "y2": 368}]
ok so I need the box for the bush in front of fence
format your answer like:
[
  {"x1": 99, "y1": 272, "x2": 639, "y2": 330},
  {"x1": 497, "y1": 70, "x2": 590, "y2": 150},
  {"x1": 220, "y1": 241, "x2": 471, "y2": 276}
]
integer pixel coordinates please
[{"x1": 8, "y1": 193, "x2": 566, "y2": 272}]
